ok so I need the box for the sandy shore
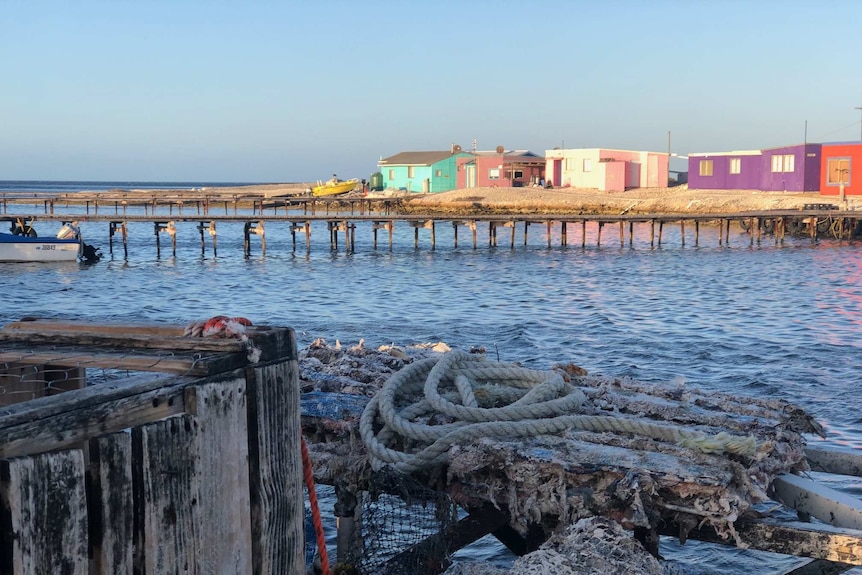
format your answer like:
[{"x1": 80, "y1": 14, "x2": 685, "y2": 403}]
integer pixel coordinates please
[
  {"x1": 203, "y1": 183, "x2": 845, "y2": 215},
  {"x1": 115, "y1": 182, "x2": 854, "y2": 216},
  {"x1": 395, "y1": 185, "x2": 842, "y2": 215}
]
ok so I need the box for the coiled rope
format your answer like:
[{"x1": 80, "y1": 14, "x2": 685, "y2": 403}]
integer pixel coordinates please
[{"x1": 360, "y1": 350, "x2": 757, "y2": 474}]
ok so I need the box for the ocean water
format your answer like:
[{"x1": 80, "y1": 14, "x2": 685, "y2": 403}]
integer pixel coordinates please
[
  {"x1": 2, "y1": 181, "x2": 861, "y2": 573},
  {"x1": 0, "y1": 179, "x2": 262, "y2": 194}
]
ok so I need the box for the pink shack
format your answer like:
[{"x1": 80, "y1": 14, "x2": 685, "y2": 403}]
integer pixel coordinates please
[
  {"x1": 456, "y1": 150, "x2": 545, "y2": 188},
  {"x1": 544, "y1": 148, "x2": 669, "y2": 191}
]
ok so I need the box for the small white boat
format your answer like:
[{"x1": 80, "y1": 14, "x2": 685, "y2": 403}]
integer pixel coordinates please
[
  {"x1": 0, "y1": 221, "x2": 92, "y2": 262},
  {"x1": 0, "y1": 232, "x2": 82, "y2": 262}
]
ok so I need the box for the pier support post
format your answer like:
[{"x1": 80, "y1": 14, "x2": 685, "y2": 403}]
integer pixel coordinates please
[
  {"x1": 619, "y1": 221, "x2": 624, "y2": 247},
  {"x1": 197, "y1": 222, "x2": 206, "y2": 255},
  {"x1": 209, "y1": 221, "x2": 218, "y2": 257},
  {"x1": 154, "y1": 221, "x2": 169, "y2": 258},
  {"x1": 597, "y1": 221, "x2": 603, "y2": 247},
  {"x1": 581, "y1": 220, "x2": 587, "y2": 248},
  {"x1": 561, "y1": 222, "x2": 567, "y2": 246},
  {"x1": 166, "y1": 221, "x2": 177, "y2": 257},
  {"x1": 680, "y1": 220, "x2": 685, "y2": 247},
  {"x1": 650, "y1": 220, "x2": 655, "y2": 248},
  {"x1": 334, "y1": 484, "x2": 358, "y2": 564}
]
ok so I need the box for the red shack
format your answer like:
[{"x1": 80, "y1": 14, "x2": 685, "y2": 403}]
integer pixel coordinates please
[{"x1": 820, "y1": 141, "x2": 862, "y2": 197}]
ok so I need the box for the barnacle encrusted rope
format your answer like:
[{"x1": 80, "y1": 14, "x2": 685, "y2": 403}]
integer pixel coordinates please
[{"x1": 360, "y1": 350, "x2": 757, "y2": 474}]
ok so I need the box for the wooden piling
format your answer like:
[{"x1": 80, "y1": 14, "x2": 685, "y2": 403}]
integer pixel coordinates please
[{"x1": 210, "y1": 221, "x2": 218, "y2": 257}]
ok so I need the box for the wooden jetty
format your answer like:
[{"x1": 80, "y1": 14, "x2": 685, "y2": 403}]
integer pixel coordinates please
[
  {"x1": 3, "y1": 190, "x2": 860, "y2": 256},
  {"x1": 2, "y1": 207, "x2": 860, "y2": 259},
  {"x1": 297, "y1": 341, "x2": 862, "y2": 575},
  {"x1": 0, "y1": 319, "x2": 304, "y2": 574}
]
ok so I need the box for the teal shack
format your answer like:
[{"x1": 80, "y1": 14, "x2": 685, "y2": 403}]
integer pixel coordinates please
[{"x1": 377, "y1": 147, "x2": 472, "y2": 193}]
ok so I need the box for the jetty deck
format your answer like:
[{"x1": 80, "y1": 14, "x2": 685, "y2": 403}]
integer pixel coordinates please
[{"x1": 3, "y1": 190, "x2": 859, "y2": 258}]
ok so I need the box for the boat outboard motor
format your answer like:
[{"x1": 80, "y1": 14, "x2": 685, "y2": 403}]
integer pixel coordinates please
[{"x1": 80, "y1": 243, "x2": 102, "y2": 263}]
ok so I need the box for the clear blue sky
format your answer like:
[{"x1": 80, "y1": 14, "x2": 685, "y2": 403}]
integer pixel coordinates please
[{"x1": 2, "y1": 0, "x2": 861, "y2": 182}]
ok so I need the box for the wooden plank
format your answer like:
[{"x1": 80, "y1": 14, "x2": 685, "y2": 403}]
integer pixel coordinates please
[
  {"x1": 0, "y1": 378, "x2": 190, "y2": 459},
  {"x1": 89, "y1": 433, "x2": 134, "y2": 575},
  {"x1": 772, "y1": 473, "x2": 862, "y2": 530},
  {"x1": 140, "y1": 378, "x2": 254, "y2": 574},
  {"x1": 0, "y1": 349, "x2": 237, "y2": 375},
  {"x1": 140, "y1": 415, "x2": 197, "y2": 574},
  {"x1": 1, "y1": 450, "x2": 89, "y2": 574},
  {"x1": 247, "y1": 357, "x2": 305, "y2": 575},
  {"x1": 0, "y1": 329, "x2": 247, "y2": 353},
  {"x1": 0, "y1": 320, "x2": 293, "y2": 364},
  {"x1": 659, "y1": 518, "x2": 862, "y2": 565},
  {"x1": 191, "y1": 379, "x2": 254, "y2": 573},
  {"x1": 807, "y1": 445, "x2": 862, "y2": 477},
  {"x1": 0, "y1": 372, "x2": 186, "y2": 428},
  {"x1": 1, "y1": 318, "x2": 187, "y2": 338}
]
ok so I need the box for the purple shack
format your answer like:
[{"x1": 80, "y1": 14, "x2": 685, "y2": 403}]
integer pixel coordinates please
[{"x1": 688, "y1": 143, "x2": 821, "y2": 192}]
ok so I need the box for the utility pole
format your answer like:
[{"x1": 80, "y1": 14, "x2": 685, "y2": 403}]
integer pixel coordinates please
[
  {"x1": 856, "y1": 105, "x2": 862, "y2": 141},
  {"x1": 667, "y1": 130, "x2": 671, "y2": 186}
]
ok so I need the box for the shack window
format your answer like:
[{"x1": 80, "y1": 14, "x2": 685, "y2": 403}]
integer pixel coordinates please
[
  {"x1": 489, "y1": 168, "x2": 500, "y2": 180},
  {"x1": 729, "y1": 158, "x2": 741, "y2": 174},
  {"x1": 699, "y1": 160, "x2": 713, "y2": 177},
  {"x1": 407, "y1": 166, "x2": 415, "y2": 178},
  {"x1": 388, "y1": 169, "x2": 395, "y2": 180},
  {"x1": 513, "y1": 170, "x2": 524, "y2": 179},
  {"x1": 583, "y1": 159, "x2": 592, "y2": 172},
  {"x1": 771, "y1": 154, "x2": 795, "y2": 172},
  {"x1": 827, "y1": 158, "x2": 851, "y2": 185},
  {"x1": 436, "y1": 169, "x2": 442, "y2": 177}
]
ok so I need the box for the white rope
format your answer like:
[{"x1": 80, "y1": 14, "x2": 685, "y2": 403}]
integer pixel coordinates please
[{"x1": 360, "y1": 350, "x2": 758, "y2": 474}]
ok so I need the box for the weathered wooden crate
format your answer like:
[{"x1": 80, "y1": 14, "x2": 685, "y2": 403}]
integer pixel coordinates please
[{"x1": 0, "y1": 318, "x2": 304, "y2": 575}]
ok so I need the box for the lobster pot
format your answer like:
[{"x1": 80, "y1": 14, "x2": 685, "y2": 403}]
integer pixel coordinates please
[{"x1": 0, "y1": 319, "x2": 304, "y2": 575}]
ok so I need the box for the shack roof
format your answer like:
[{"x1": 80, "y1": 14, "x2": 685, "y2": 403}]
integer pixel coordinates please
[{"x1": 379, "y1": 151, "x2": 461, "y2": 166}]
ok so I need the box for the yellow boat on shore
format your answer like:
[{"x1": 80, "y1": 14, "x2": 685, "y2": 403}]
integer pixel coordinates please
[{"x1": 312, "y1": 178, "x2": 359, "y2": 197}]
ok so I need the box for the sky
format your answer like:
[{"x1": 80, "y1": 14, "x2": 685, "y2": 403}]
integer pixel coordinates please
[{"x1": 1, "y1": 0, "x2": 861, "y2": 182}]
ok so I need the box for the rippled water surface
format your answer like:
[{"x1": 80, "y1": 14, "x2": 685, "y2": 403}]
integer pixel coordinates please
[{"x1": 3, "y1": 215, "x2": 861, "y2": 573}]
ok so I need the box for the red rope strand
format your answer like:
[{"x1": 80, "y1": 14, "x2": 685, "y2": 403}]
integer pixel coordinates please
[{"x1": 302, "y1": 436, "x2": 330, "y2": 575}]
